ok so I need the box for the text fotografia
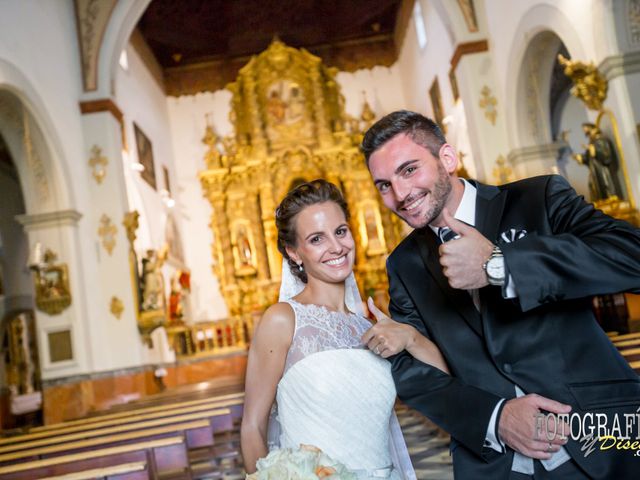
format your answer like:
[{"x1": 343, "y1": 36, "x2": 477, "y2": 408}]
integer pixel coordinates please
[{"x1": 535, "y1": 408, "x2": 640, "y2": 458}]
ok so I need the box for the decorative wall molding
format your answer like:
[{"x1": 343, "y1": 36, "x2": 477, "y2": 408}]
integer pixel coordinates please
[
  {"x1": 88, "y1": 145, "x2": 108, "y2": 184},
  {"x1": 110, "y1": 296, "x2": 124, "y2": 319},
  {"x1": 479, "y1": 85, "x2": 497, "y2": 125},
  {"x1": 599, "y1": 50, "x2": 640, "y2": 81},
  {"x1": 15, "y1": 210, "x2": 83, "y2": 230},
  {"x1": 98, "y1": 214, "x2": 117, "y2": 255},
  {"x1": 507, "y1": 142, "x2": 562, "y2": 166},
  {"x1": 449, "y1": 39, "x2": 489, "y2": 72},
  {"x1": 73, "y1": 0, "x2": 118, "y2": 92},
  {"x1": 79, "y1": 98, "x2": 123, "y2": 125}
]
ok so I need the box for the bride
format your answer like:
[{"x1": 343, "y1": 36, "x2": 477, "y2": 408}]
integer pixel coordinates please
[{"x1": 240, "y1": 180, "x2": 449, "y2": 479}]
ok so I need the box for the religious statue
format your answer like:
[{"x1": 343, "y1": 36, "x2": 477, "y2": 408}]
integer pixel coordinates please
[
  {"x1": 557, "y1": 54, "x2": 607, "y2": 111},
  {"x1": 3, "y1": 311, "x2": 38, "y2": 397},
  {"x1": 267, "y1": 90, "x2": 287, "y2": 124},
  {"x1": 140, "y1": 249, "x2": 166, "y2": 311},
  {"x1": 573, "y1": 123, "x2": 623, "y2": 202},
  {"x1": 169, "y1": 270, "x2": 190, "y2": 323}
]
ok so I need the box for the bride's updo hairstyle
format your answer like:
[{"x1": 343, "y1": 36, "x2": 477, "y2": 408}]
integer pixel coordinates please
[{"x1": 276, "y1": 179, "x2": 350, "y2": 283}]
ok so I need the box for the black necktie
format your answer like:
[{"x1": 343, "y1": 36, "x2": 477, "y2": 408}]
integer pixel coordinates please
[{"x1": 438, "y1": 227, "x2": 459, "y2": 243}]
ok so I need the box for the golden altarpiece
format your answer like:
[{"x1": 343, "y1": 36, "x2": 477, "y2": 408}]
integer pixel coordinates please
[{"x1": 199, "y1": 40, "x2": 404, "y2": 336}]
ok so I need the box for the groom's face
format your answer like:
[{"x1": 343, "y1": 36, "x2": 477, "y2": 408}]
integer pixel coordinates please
[{"x1": 368, "y1": 133, "x2": 454, "y2": 229}]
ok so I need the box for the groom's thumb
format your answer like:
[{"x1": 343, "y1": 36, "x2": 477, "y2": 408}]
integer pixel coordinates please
[{"x1": 442, "y1": 208, "x2": 471, "y2": 236}]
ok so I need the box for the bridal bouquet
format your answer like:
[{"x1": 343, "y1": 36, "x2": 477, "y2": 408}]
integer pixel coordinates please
[{"x1": 246, "y1": 444, "x2": 357, "y2": 479}]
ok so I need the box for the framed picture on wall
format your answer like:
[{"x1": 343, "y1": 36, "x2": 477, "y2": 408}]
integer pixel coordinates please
[
  {"x1": 429, "y1": 77, "x2": 446, "y2": 133},
  {"x1": 449, "y1": 68, "x2": 460, "y2": 102},
  {"x1": 134, "y1": 123, "x2": 156, "y2": 190}
]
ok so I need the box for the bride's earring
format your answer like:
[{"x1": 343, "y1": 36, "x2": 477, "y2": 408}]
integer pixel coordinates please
[{"x1": 297, "y1": 262, "x2": 304, "y2": 272}]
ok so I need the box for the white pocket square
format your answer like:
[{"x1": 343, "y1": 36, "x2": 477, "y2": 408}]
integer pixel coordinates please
[{"x1": 500, "y1": 228, "x2": 527, "y2": 243}]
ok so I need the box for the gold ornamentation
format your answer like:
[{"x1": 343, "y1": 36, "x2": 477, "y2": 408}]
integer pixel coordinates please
[
  {"x1": 593, "y1": 196, "x2": 639, "y2": 226},
  {"x1": 493, "y1": 155, "x2": 514, "y2": 185},
  {"x1": 33, "y1": 249, "x2": 72, "y2": 316},
  {"x1": 110, "y1": 296, "x2": 124, "y2": 319},
  {"x1": 457, "y1": 151, "x2": 470, "y2": 179},
  {"x1": 557, "y1": 54, "x2": 607, "y2": 111},
  {"x1": 357, "y1": 200, "x2": 387, "y2": 257},
  {"x1": 88, "y1": 145, "x2": 108, "y2": 184},
  {"x1": 199, "y1": 40, "x2": 403, "y2": 333},
  {"x1": 479, "y1": 86, "x2": 497, "y2": 125},
  {"x1": 98, "y1": 214, "x2": 117, "y2": 255},
  {"x1": 360, "y1": 97, "x2": 375, "y2": 130},
  {"x1": 123, "y1": 211, "x2": 140, "y2": 245}
]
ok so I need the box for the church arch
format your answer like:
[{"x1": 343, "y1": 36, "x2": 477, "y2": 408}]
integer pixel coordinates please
[
  {"x1": 94, "y1": 0, "x2": 152, "y2": 98},
  {"x1": 0, "y1": 59, "x2": 74, "y2": 215},
  {"x1": 505, "y1": 3, "x2": 588, "y2": 149}
]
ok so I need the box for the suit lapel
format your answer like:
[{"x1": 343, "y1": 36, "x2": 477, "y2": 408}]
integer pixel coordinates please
[
  {"x1": 413, "y1": 181, "x2": 508, "y2": 338},
  {"x1": 473, "y1": 181, "x2": 507, "y2": 243},
  {"x1": 416, "y1": 228, "x2": 483, "y2": 337}
]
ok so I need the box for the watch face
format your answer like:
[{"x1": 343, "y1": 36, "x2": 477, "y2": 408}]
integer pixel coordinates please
[{"x1": 487, "y1": 257, "x2": 505, "y2": 280}]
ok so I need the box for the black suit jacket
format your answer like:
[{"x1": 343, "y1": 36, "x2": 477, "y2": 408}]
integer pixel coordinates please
[{"x1": 387, "y1": 175, "x2": 640, "y2": 479}]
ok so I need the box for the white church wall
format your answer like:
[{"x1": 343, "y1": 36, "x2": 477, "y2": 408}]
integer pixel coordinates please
[
  {"x1": 335, "y1": 65, "x2": 406, "y2": 119},
  {"x1": 0, "y1": 1, "x2": 120, "y2": 379},
  {"x1": 395, "y1": 0, "x2": 456, "y2": 118},
  {"x1": 116, "y1": 45, "x2": 176, "y2": 252},
  {"x1": 166, "y1": 90, "x2": 232, "y2": 322}
]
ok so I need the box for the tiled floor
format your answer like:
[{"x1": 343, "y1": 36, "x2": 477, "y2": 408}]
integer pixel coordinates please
[{"x1": 395, "y1": 403, "x2": 454, "y2": 480}]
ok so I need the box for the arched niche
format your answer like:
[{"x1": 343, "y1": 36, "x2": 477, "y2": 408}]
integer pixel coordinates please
[{"x1": 505, "y1": 4, "x2": 588, "y2": 149}]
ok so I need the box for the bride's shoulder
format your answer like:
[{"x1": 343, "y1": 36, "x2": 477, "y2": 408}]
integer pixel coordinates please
[{"x1": 256, "y1": 302, "x2": 296, "y2": 336}]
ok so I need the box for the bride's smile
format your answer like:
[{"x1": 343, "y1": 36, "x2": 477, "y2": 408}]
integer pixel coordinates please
[{"x1": 285, "y1": 201, "x2": 355, "y2": 284}]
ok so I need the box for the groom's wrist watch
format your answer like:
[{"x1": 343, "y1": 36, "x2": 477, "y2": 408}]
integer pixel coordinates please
[{"x1": 483, "y1": 245, "x2": 506, "y2": 286}]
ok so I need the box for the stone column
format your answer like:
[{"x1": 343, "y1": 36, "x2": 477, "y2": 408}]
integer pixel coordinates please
[{"x1": 77, "y1": 100, "x2": 142, "y2": 371}]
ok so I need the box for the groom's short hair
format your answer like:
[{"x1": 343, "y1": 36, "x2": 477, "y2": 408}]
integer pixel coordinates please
[{"x1": 361, "y1": 110, "x2": 447, "y2": 165}]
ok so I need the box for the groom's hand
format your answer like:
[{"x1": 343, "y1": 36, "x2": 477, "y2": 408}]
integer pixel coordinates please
[
  {"x1": 362, "y1": 298, "x2": 416, "y2": 358},
  {"x1": 439, "y1": 209, "x2": 494, "y2": 290},
  {"x1": 498, "y1": 394, "x2": 571, "y2": 459}
]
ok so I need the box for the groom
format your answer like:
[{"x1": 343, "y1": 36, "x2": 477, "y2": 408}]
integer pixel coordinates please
[{"x1": 361, "y1": 110, "x2": 640, "y2": 479}]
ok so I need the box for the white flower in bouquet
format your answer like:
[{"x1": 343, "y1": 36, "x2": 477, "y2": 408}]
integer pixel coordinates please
[{"x1": 246, "y1": 444, "x2": 357, "y2": 479}]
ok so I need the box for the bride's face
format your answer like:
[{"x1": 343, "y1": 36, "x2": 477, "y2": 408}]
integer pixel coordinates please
[{"x1": 287, "y1": 201, "x2": 355, "y2": 284}]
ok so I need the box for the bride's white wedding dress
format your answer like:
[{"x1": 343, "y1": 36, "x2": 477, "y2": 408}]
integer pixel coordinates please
[{"x1": 270, "y1": 299, "x2": 415, "y2": 479}]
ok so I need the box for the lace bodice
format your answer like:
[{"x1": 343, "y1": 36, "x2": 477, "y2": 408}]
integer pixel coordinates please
[
  {"x1": 268, "y1": 299, "x2": 415, "y2": 479},
  {"x1": 282, "y1": 300, "x2": 372, "y2": 374}
]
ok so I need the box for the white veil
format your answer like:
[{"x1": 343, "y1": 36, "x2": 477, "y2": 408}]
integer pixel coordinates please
[
  {"x1": 269, "y1": 261, "x2": 417, "y2": 480},
  {"x1": 277, "y1": 259, "x2": 365, "y2": 315}
]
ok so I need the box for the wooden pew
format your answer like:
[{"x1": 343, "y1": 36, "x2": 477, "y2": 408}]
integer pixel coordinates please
[
  {"x1": 0, "y1": 408, "x2": 231, "y2": 455},
  {"x1": 0, "y1": 436, "x2": 188, "y2": 480},
  {"x1": 39, "y1": 461, "x2": 148, "y2": 480},
  {"x1": 27, "y1": 394, "x2": 244, "y2": 435},
  {"x1": 98, "y1": 380, "x2": 244, "y2": 414},
  {"x1": 612, "y1": 338, "x2": 640, "y2": 348},
  {"x1": 0, "y1": 420, "x2": 212, "y2": 466},
  {"x1": 619, "y1": 347, "x2": 640, "y2": 361},
  {"x1": 609, "y1": 332, "x2": 640, "y2": 342}
]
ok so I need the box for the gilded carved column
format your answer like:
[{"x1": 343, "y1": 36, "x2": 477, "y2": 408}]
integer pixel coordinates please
[
  {"x1": 243, "y1": 75, "x2": 267, "y2": 156},
  {"x1": 258, "y1": 181, "x2": 280, "y2": 280},
  {"x1": 201, "y1": 173, "x2": 235, "y2": 289},
  {"x1": 310, "y1": 64, "x2": 333, "y2": 148}
]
